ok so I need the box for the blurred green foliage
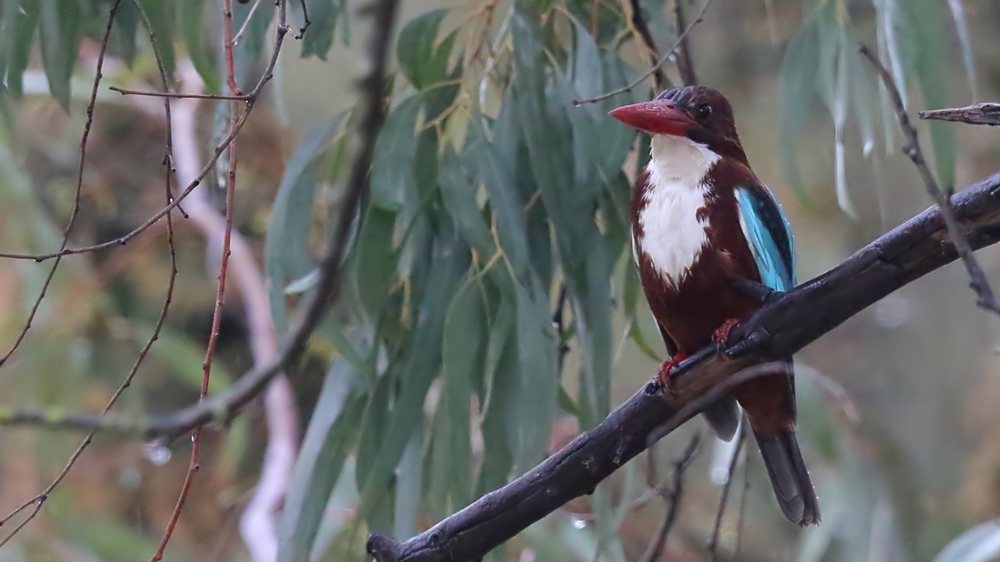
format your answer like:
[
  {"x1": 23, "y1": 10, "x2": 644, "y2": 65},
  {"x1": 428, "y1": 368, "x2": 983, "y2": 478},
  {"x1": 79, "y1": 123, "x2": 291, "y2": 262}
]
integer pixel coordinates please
[{"x1": 1, "y1": 0, "x2": 1000, "y2": 561}]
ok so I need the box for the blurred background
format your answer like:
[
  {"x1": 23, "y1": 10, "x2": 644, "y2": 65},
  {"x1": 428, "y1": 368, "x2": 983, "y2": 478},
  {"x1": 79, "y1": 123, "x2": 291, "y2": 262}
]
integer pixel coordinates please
[{"x1": 1, "y1": 0, "x2": 1000, "y2": 560}]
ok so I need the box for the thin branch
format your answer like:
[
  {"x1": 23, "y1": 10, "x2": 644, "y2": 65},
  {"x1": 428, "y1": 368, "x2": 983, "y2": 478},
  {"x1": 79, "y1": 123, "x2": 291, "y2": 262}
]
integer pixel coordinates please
[
  {"x1": 638, "y1": 433, "x2": 701, "y2": 562},
  {"x1": 860, "y1": 44, "x2": 1000, "y2": 316},
  {"x1": 109, "y1": 86, "x2": 250, "y2": 101},
  {"x1": 573, "y1": 0, "x2": 715, "y2": 106},
  {"x1": 920, "y1": 103, "x2": 1000, "y2": 126},
  {"x1": 151, "y1": 1, "x2": 245, "y2": 558},
  {"x1": 708, "y1": 421, "x2": 746, "y2": 561},
  {"x1": 234, "y1": 0, "x2": 265, "y2": 45},
  {"x1": 672, "y1": 0, "x2": 697, "y2": 86},
  {"x1": 627, "y1": 0, "x2": 668, "y2": 89},
  {"x1": 0, "y1": 0, "x2": 124, "y2": 368},
  {"x1": 295, "y1": 0, "x2": 311, "y2": 39},
  {"x1": 0, "y1": 0, "x2": 178, "y2": 542},
  {"x1": 0, "y1": 5, "x2": 293, "y2": 264}
]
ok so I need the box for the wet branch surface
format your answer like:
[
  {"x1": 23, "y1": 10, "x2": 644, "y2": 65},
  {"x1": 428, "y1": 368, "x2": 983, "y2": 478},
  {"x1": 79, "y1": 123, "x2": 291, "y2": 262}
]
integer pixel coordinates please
[{"x1": 365, "y1": 169, "x2": 1000, "y2": 562}]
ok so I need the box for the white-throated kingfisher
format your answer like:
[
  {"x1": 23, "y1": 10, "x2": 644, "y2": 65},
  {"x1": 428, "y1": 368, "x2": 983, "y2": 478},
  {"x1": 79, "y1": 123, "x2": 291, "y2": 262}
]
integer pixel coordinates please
[{"x1": 610, "y1": 86, "x2": 821, "y2": 526}]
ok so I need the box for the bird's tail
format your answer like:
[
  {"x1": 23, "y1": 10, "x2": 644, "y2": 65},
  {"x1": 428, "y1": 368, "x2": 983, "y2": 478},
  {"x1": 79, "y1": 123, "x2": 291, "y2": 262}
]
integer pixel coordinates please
[{"x1": 754, "y1": 429, "x2": 821, "y2": 526}]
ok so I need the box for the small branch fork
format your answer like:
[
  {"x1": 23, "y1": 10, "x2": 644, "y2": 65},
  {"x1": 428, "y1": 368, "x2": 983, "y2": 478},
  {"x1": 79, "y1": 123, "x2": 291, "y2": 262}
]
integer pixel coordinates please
[
  {"x1": 860, "y1": 44, "x2": 1000, "y2": 316},
  {"x1": 920, "y1": 103, "x2": 1000, "y2": 126},
  {"x1": 573, "y1": 0, "x2": 716, "y2": 105}
]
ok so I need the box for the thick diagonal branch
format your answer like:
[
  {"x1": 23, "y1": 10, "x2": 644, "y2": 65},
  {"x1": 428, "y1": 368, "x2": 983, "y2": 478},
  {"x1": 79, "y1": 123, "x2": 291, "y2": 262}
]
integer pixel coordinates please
[{"x1": 363, "y1": 170, "x2": 1000, "y2": 562}]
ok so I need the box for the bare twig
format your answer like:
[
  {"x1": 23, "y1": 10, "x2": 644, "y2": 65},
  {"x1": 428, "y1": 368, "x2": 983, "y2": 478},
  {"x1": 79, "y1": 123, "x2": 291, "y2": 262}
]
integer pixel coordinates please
[
  {"x1": 167, "y1": 58, "x2": 296, "y2": 562},
  {"x1": 234, "y1": 0, "x2": 265, "y2": 45},
  {"x1": 672, "y1": 0, "x2": 697, "y2": 86},
  {"x1": 708, "y1": 420, "x2": 746, "y2": 561},
  {"x1": 151, "y1": 2, "x2": 244, "y2": 559},
  {"x1": 0, "y1": 0, "x2": 179, "y2": 543},
  {"x1": 573, "y1": 0, "x2": 715, "y2": 106},
  {"x1": 0, "y1": 0, "x2": 124, "y2": 368},
  {"x1": 627, "y1": 0, "x2": 668, "y2": 88},
  {"x1": 638, "y1": 433, "x2": 702, "y2": 562},
  {"x1": 860, "y1": 44, "x2": 1000, "y2": 316},
  {"x1": 920, "y1": 103, "x2": 1000, "y2": 126},
  {"x1": 109, "y1": 86, "x2": 250, "y2": 101},
  {"x1": 0, "y1": 2, "x2": 293, "y2": 265},
  {"x1": 295, "y1": 0, "x2": 311, "y2": 38}
]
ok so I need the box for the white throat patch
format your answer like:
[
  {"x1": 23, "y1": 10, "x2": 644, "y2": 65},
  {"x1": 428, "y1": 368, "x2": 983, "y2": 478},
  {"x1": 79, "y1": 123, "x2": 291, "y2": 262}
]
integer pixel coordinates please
[{"x1": 635, "y1": 135, "x2": 721, "y2": 284}]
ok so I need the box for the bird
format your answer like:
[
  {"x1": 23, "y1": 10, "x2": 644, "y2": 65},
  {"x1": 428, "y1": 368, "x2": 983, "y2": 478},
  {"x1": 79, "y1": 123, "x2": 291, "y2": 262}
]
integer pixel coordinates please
[{"x1": 609, "y1": 85, "x2": 821, "y2": 526}]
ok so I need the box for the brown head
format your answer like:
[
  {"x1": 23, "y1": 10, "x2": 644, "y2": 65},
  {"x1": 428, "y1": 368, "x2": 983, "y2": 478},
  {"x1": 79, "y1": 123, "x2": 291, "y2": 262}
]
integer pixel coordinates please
[{"x1": 609, "y1": 86, "x2": 747, "y2": 164}]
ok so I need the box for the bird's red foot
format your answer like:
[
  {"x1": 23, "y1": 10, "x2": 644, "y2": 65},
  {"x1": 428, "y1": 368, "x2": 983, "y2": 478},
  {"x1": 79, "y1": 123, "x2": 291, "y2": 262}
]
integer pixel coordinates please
[
  {"x1": 646, "y1": 353, "x2": 689, "y2": 395},
  {"x1": 712, "y1": 318, "x2": 741, "y2": 345}
]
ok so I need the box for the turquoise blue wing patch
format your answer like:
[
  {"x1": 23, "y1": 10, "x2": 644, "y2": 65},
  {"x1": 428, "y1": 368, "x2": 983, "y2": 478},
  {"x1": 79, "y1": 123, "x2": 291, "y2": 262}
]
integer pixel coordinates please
[{"x1": 734, "y1": 184, "x2": 796, "y2": 292}]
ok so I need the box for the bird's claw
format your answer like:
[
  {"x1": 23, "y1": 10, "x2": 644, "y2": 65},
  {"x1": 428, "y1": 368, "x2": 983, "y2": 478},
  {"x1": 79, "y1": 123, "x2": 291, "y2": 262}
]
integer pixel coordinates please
[
  {"x1": 712, "y1": 318, "x2": 741, "y2": 345},
  {"x1": 645, "y1": 354, "x2": 688, "y2": 395},
  {"x1": 721, "y1": 329, "x2": 765, "y2": 359}
]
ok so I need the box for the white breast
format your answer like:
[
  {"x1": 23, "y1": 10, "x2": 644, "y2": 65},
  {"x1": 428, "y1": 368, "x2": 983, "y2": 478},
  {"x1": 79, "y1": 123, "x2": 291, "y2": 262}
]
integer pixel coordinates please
[{"x1": 634, "y1": 135, "x2": 721, "y2": 285}]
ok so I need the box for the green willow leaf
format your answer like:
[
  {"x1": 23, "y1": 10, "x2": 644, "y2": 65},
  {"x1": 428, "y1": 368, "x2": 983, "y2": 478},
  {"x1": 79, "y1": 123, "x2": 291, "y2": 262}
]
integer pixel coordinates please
[
  {"x1": 178, "y1": 0, "x2": 218, "y2": 93},
  {"x1": 353, "y1": 207, "x2": 396, "y2": 322},
  {"x1": 370, "y1": 95, "x2": 421, "y2": 211},
  {"x1": 777, "y1": 15, "x2": 820, "y2": 201},
  {"x1": 39, "y1": 0, "x2": 82, "y2": 109},
  {"x1": 0, "y1": 0, "x2": 39, "y2": 98},
  {"x1": 110, "y1": 0, "x2": 138, "y2": 67},
  {"x1": 439, "y1": 149, "x2": 494, "y2": 258},
  {"x1": 396, "y1": 9, "x2": 449, "y2": 90},
  {"x1": 231, "y1": 0, "x2": 271, "y2": 65},
  {"x1": 900, "y1": 0, "x2": 954, "y2": 187},
  {"x1": 476, "y1": 326, "x2": 516, "y2": 496},
  {"x1": 945, "y1": 0, "x2": 977, "y2": 100},
  {"x1": 393, "y1": 421, "x2": 424, "y2": 541},
  {"x1": 295, "y1": 0, "x2": 339, "y2": 60},
  {"x1": 265, "y1": 117, "x2": 342, "y2": 333},
  {"x1": 436, "y1": 276, "x2": 486, "y2": 509},
  {"x1": 278, "y1": 360, "x2": 361, "y2": 562},
  {"x1": 356, "y1": 234, "x2": 469, "y2": 526},
  {"x1": 134, "y1": 0, "x2": 175, "y2": 75}
]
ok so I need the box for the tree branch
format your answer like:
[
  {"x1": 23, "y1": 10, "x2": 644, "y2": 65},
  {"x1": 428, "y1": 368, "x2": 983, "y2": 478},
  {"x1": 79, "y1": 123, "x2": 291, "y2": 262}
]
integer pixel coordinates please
[
  {"x1": 672, "y1": 0, "x2": 697, "y2": 86},
  {"x1": 361, "y1": 169, "x2": 1000, "y2": 562},
  {"x1": 573, "y1": 0, "x2": 715, "y2": 106},
  {"x1": 860, "y1": 44, "x2": 1000, "y2": 316},
  {"x1": 920, "y1": 103, "x2": 1000, "y2": 126},
  {"x1": 627, "y1": 0, "x2": 668, "y2": 88}
]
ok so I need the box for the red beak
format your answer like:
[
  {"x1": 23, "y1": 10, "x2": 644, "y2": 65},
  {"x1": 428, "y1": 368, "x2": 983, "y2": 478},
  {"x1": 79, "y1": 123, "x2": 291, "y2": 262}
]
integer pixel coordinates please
[{"x1": 609, "y1": 101, "x2": 694, "y2": 137}]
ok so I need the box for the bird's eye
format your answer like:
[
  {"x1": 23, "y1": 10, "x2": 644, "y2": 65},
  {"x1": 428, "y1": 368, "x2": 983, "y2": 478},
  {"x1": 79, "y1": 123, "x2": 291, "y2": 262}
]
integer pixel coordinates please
[{"x1": 696, "y1": 103, "x2": 713, "y2": 121}]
